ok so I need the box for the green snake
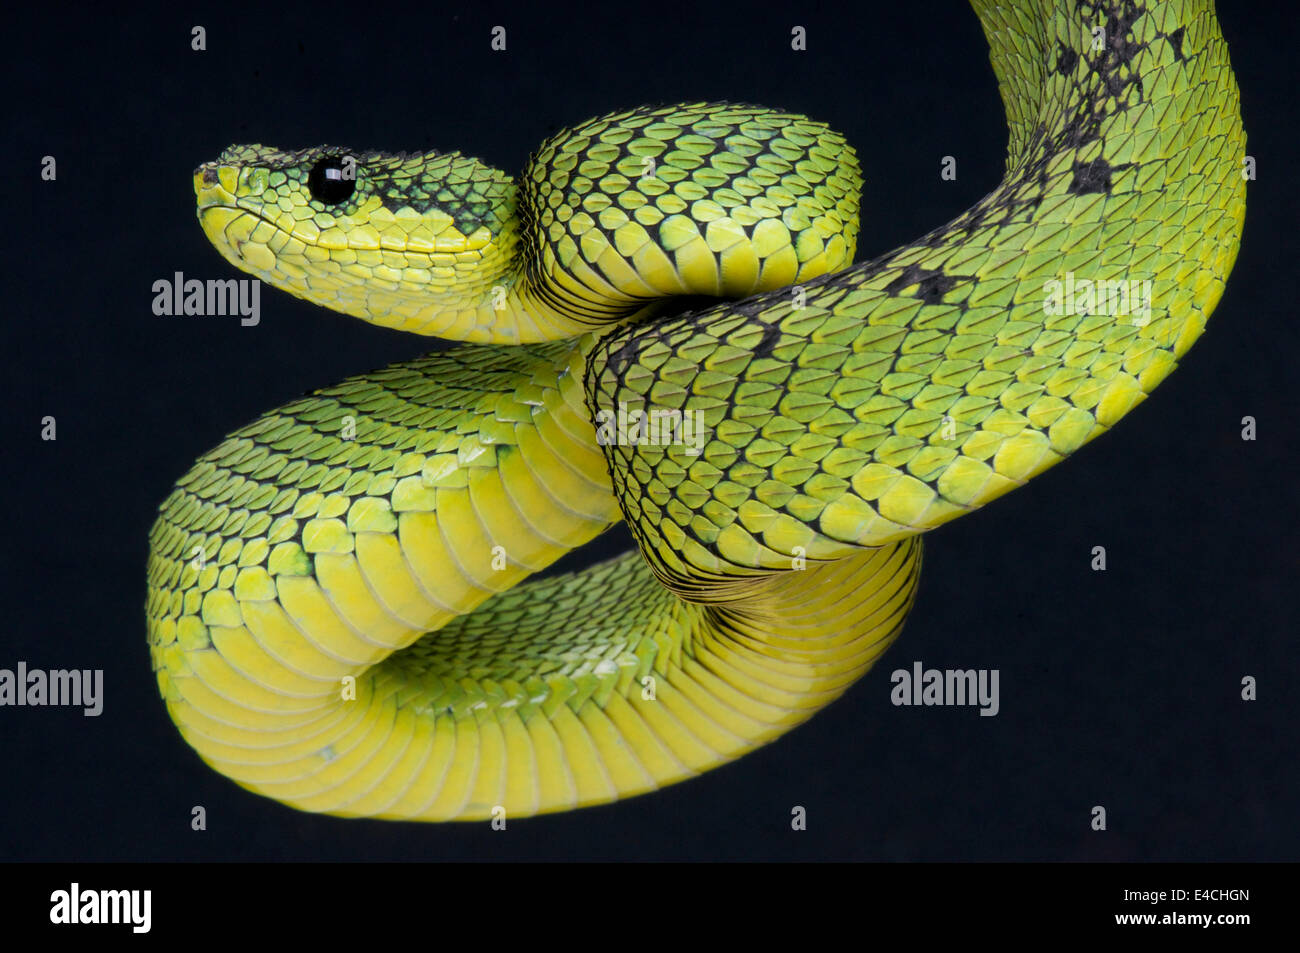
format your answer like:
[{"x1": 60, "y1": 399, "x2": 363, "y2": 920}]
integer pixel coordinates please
[{"x1": 147, "y1": 0, "x2": 1244, "y2": 821}]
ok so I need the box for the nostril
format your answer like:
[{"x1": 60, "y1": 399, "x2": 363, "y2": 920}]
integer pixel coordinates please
[{"x1": 199, "y1": 167, "x2": 219, "y2": 187}]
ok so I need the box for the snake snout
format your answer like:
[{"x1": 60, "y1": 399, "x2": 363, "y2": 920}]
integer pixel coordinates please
[
  {"x1": 193, "y1": 162, "x2": 239, "y2": 208},
  {"x1": 193, "y1": 162, "x2": 219, "y2": 194}
]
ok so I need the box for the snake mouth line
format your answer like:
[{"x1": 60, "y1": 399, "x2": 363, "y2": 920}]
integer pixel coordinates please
[
  {"x1": 198, "y1": 201, "x2": 294, "y2": 251},
  {"x1": 196, "y1": 202, "x2": 276, "y2": 268},
  {"x1": 197, "y1": 200, "x2": 478, "y2": 264}
]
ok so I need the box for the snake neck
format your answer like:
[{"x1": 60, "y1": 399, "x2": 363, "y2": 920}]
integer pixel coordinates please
[
  {"x1": 196, "y1": 104, "x2": 863, "y2": 346},
  {"x1": 393, "y1": 249, "x2": 613, "y2": 345}
]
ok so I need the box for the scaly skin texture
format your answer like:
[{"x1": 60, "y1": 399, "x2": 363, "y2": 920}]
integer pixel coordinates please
[
  {"x1": 195, "y1": 105, "x2": 860, "y2": 343},
  {"x1": 148, "y1": 0, "x2": 1243, "y2": 821}
]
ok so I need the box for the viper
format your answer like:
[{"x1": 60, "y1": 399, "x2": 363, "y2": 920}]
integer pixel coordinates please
[{"x1": 147, "y1": 0, "x2": 1244, "y2": 820}]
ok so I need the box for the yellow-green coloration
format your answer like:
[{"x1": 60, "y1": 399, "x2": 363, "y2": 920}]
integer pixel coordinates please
[
  {"x1": 151, "y1": 0, "x2": 1244, "y2": 821},
  {"x1": 197, "y1": 104, "x2": 861, "y2": 344}
]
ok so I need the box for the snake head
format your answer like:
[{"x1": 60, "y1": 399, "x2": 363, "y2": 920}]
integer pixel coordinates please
[
  {"x1": 193, "y1": 105, "x2": 864, "y2": 344},
  {"x1": 193, "y1": 144, "x2": 520, "y2": 336}
]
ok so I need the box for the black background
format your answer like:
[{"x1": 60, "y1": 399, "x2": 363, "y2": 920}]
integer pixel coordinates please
[{"x1": 5, "y1": 1, "x2": 1296, "y2": 862}]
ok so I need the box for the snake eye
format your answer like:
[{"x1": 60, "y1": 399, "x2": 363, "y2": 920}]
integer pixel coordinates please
[{"x1": 307, "y1": 155, "x2": 357, "y2": 205}]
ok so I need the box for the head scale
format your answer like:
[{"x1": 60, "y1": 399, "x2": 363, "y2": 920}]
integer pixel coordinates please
[{"x1": 194, "y1": 144, "x2": 519, "y2": 335}]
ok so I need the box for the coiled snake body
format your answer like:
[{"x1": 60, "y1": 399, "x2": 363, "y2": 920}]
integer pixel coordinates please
[{"x1": 147, "y1": 0, "x2": 1244, "y2": 820}]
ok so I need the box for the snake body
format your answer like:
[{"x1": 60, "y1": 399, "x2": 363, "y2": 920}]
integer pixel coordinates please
[{"x1": 147, "y1": 0, "x2": 1244, "y2": 821}]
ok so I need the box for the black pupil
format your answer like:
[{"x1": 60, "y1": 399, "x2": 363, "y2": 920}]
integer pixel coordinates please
[{"x1": 308, "y1": 156, "x2": 357, "y2": 205}]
